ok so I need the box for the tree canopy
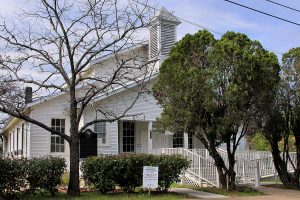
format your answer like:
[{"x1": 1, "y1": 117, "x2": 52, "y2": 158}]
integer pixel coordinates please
[
  {"x1": 153, "y1": 30, "x2": 280, "y2": 189},
  {"x1": 260, "y1": 47, "x2": 300, "y2": 188}
]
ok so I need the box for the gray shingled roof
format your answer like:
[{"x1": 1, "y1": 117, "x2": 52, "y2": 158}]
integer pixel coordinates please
[{"x1": 154, "y1": 7, "x2": 181, "y2": 24}]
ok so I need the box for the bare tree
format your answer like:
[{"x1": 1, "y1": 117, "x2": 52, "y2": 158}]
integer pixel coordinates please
[{"x1": 0, "y1": 0, "x2": 156, "y2": 195}]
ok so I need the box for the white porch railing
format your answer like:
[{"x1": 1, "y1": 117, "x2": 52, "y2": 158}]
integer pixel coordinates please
[
  {"x1": 150, "y1": 148, "x2": 219, "y2": 187},
  {"x1": 150, "y1": 148, "x2": 297, "y2": 188}
]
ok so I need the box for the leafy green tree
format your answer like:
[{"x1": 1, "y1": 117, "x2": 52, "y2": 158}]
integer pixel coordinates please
[
  {"x1": 248, "y1": 132, "x2": 270, "y2": 151},
  {"x1": 261, "y1": 47, "x2": 300, "y2": 188},
  {"x1": 153, "y1": 30, "x2": 280, "y2": 189}
]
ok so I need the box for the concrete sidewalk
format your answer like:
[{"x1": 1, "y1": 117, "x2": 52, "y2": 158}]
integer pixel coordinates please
[
  {"x1": 205, "y1": 186, "x2": 300, "y2": 200},
  {"x1": 171, "y1": 188, "x2": 229, "y2": 199}
]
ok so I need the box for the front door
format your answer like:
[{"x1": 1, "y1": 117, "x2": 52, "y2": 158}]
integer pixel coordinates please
[
  {"x1": 80, "y1": 132, "x2": 97, "y2": 158},
  {"x1": 140, "y1": 130, "x2": 148, "y2": 153}
]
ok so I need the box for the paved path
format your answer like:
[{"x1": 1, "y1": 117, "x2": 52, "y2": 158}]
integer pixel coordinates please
[
  {"x1": 173, "y1": 186, "x2": 300, "y2": 199},
  {"x1": 171, "y1": 188, "x2": 229, "y2": 199},
  {"x1": 207, "y1": 186, "x2": 300, "y2": 200}
]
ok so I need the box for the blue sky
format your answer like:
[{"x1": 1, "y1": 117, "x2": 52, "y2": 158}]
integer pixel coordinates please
[
  {"x1": 155, "y1": 0, "x2": 300, "y2": 59},
  {"x1": 1, "y1": 0, "x2": 300, "y2": 59}
]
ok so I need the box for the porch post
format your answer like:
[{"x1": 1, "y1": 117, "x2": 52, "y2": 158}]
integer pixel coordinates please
[
  {"x1": 147, "y1": 121, "x2": 153, "y2": 153},
  {"x1": 183, "y1": 132, "x2": 188, "y2": 149},
  {"x1": 255, "y1": 161, "x2": 261, "y2": 187}
]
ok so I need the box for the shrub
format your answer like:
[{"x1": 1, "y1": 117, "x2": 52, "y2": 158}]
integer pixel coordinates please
[
  {"x1": 156, "y1": 155, "x2": 190, "y2": 191},
  {"x1": 81, "y1": 154, "x2": 189, "y2": 193},
  {"x1": 0, "y1": 158, "x2": 28, "y2": 199},
  {"x1": 249, "y1": 132, "x2": 270, "y2": 151},
  {"x1": 26, "y1": 156, "x2": 66, "y2": 196},
  {"x1": 61, "y1": 172, "x2": 70, "y2": 186},
  {"x1": 0, "y1": 156, "x2": 66, "y2": 199},
  {"x1": 81, "y1": 156, "x2": 116, "y2": 194}
]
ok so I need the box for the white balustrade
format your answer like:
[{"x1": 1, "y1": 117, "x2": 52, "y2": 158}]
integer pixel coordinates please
[{"x1": 150, "y1": 147, "x2": 297, "y2": 188}]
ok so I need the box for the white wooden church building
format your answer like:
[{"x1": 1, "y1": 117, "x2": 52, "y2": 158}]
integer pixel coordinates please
[
  {"x1": 1, "y1": 7, "x2": 294, "y2": 188},
  {"x1": 1, "y1": 8, "x2": 205, "y2": 168}
]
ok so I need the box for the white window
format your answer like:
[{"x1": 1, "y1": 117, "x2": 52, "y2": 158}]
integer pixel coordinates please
[
  {"x1": 122, "y1": 121, "x2": 135, "y2": 152},
  {"x1": 51, "y1": 119, "x2": 65, "y2": 153},
  {"x1": 94, "y1": 122, "x2": 107, "y2": 145},
  {"x1": 173, "y1": 132, "x2": 183, "y2": 148}
]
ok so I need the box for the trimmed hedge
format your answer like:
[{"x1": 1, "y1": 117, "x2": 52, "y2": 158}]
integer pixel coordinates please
[
  {"x1": 81, "y1": 154, "x2": 189, "y2": 193},
  {"x1": 26, "y1": 156, "x2": 66, "y2": 196},
  {"x1": 0, "y1": 156, "x2": 66, "y2": 199},
  {"x1": 0, "y1": 158, "x2": 28, "y2": 199}
]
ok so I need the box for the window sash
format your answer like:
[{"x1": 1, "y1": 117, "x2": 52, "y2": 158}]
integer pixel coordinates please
[
  {"x1": 122, "y1": 121, "x2": 135, "y2": 153},
  {"x1": 173, "y1": 133, "x2": 184, "y2": 148},
  {"x1": 94, "y1": 122, "x2": 107, "y2": 145},
  {"x1": 51, "y1": 119, "x2": 65, "y2": 153}
]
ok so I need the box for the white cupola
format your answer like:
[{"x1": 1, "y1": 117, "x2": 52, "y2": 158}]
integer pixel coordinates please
[{"x1": 149, "y1": 7, "x2": 181, "y2": 62}]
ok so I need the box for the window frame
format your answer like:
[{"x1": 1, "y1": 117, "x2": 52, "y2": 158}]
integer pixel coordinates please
[
  {"x1": 122, "y1": 121, "x2": 135, "y2": 153},
  {"x1": 173, "y1": 132, "x2": 184, "y2": 148},
  {"x1": 94, "y1": 122, "x2": 109, "y2": 146},
  {"x1": 50, "y1": 118, "x2": 65, "y2": 153}
]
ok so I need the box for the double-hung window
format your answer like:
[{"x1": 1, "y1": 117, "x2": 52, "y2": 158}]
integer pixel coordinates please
[
  {"x1": 51, "y1": 119, "x2": 65, "y2": 153},
  {"x1": 173, "y1": 132, "x2": 184, "y2": 148},
  {"x1": 94, "y1": 122, "x2": 107, "y2": 145}
]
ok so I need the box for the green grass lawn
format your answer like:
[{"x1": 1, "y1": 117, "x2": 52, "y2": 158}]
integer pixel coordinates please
[
  {"x1": 171, "y1": 183, "x2": 264, "y2": 197},
  {"x1": 24, "y1": 191, "x2": 189, "y2": 200},
  {"x1": 193, "y1": 186, "x2": 264, "y2": 197}
]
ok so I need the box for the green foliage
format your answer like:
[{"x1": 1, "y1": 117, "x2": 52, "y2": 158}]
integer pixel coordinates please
[
  {"x1": 153, "y1": 30, "x2": 280, "y2": 144},
  {"x1": 0, "y1": 157, "x2": 66, "y2": 199},
  {"x1": 81, "y1": 154, "x2": 189, "y2": 194},
  {"x1": 81, "y1": 156, "x2": 116, "y2": 194},
  {"x1": 27, "y1": 156, "x2": 66, "y2": 196},
  {"x1": 61, "y1": 172, "x2": 70, "y2": 186},
  {"x1": 0, "y1": 158, "x2": 28, "y2": 199},
  {"x1": 259, "y1": 47, "x2": 300, "y2": 187},
  {"x1": 153, "y1": 30, "x2": 280, "y2": 189},
  {"x1": 249, "y1": 132, "x2": 270, "y2": 151}
]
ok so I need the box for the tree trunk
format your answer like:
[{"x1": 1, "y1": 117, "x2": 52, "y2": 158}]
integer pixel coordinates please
[
  {"x1": 67, "y1": 139, "x2": 80, "y2": 195},
  {"x1": 228, "y1": 156, "x2": 236, "y2": 190},
  {"x1": 293, "y1": 132, "x2": 300, "y2": 188},
  {"x1": 210, "y1": 149, "x2": 228, "y2": 189},
  {"x1": 270, "y1": 142, "x2": 292, "y2": 186},
  {"x1": 195, "y1": 134, "x2": 229, "y2": 189},
  {"x1": 67, "y1": 86, "x2": 80, "y2": 196}
]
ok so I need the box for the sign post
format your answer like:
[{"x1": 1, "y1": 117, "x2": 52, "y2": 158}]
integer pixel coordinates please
[{"x1": 143, "y1": 166, "x2": 159, "y2": 195}]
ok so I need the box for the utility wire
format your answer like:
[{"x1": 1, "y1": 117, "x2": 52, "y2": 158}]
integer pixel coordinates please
[
  {"x1": 132, "y1": 0, "x2": 285, "y2": 55},
  {"x1": 224, "y1": 0, "x2": 300, "y2": 27},
  {"x1": 265, "y1": 0, "x2": 300, "y2": 13}
]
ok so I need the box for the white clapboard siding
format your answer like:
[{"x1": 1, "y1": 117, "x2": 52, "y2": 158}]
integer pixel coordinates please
[
  {"x1": 84, "y1": 82, "x2": 162, "y2": 154},
  {"x1": 29, "y1": 95, "x2": 70, "y2": 165}
]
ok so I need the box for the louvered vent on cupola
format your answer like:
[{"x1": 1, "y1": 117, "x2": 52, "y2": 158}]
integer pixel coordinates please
[
  {"x1": 148, "y1": 7, "x2": 181, "y2": 61},
  {"x1": 149, "y1": 25, "x2": 158, "y2": 59},
  {"x1": 161, "y1": 23, "x2": 176, "y2": 57}
]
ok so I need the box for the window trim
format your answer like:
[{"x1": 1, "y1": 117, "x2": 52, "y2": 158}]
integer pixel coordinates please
[
  {"x1": 122, "y1": 121, "x2": 135, "y2": 153},
  {"x1": 94, "y1": 121, "x2": 109, "y2": 146},
  {"x1": 50, "y1": 118, "x2": 65, "y2": 153},
  {"x1": 173, "y1": 132, "x2": 184, "y2": 148}
]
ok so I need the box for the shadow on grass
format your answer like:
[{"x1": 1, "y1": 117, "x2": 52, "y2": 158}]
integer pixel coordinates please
[{"x1": 24, "y1": 191, "x2": 190, "y2": 200}]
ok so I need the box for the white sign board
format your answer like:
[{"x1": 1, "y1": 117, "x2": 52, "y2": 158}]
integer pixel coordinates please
[{"x1": 143, "y1": 166, "x2": 159, "y2": 189}]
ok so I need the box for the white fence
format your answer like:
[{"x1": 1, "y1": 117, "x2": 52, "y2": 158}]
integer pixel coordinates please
[{"x1": 150, "y1": 148, "x2": 297, "y2": 188}]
